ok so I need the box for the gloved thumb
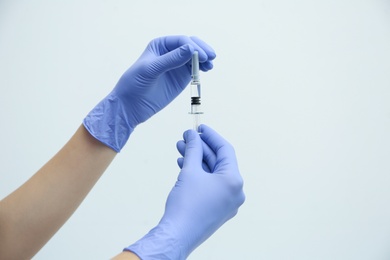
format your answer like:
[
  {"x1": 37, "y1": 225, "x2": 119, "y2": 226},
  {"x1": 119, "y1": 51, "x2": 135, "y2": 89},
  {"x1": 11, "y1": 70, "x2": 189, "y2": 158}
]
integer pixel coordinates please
[
  {"x1": 182, "y1": 129, "x2": 203, "y2": 170},
  {"x1": 152, "y1": 44, "x2": 194, "y2": 76}
]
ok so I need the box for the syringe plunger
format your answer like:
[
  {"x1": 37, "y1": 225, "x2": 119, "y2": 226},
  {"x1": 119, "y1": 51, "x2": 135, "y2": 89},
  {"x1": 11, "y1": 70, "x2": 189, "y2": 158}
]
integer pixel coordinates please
[{"x1": 191, "y1": 51, "x2": 200, "y2": 82}]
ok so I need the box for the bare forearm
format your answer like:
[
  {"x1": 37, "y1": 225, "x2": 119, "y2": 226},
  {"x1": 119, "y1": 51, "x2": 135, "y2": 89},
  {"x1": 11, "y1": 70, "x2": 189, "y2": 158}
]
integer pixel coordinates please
[{"x1": 0, "y1": 125, "x2": 116, "y2": 259}]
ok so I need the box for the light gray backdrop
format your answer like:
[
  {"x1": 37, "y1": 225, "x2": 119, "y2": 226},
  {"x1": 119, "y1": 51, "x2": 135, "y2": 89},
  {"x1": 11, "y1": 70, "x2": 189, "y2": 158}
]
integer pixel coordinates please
[{"x1": 1, "y1": 0, "x2": 390, "y2": 259}]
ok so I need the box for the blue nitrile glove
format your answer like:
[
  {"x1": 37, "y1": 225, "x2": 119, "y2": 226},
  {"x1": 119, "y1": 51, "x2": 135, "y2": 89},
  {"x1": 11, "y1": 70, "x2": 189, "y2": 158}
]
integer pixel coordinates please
[
  {"x1": 83, "y1": 36, "x2": 216, "y2": 152},
  {"x1": 125, "y1": 125, "x2": 245, "y2": 259}
]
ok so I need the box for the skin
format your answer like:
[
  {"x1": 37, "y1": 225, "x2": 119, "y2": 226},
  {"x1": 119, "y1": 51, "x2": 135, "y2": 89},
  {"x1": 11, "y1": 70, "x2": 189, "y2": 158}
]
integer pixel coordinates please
[
  {"x1": 0, "y1": 125, "x2": 124, "y2": 259},
  {"x1": 112, "y1": 251, "x2": 140, "y2": 260}
]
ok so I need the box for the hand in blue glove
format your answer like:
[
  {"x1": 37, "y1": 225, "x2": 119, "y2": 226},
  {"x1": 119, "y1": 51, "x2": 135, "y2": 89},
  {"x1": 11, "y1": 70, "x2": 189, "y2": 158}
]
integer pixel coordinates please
[
  {"x1": 83, "y1": 36, "x2": 216, "y2": 152},
  {"x1": 125, "y1": 125, "x2": 245, "y2": 259}
]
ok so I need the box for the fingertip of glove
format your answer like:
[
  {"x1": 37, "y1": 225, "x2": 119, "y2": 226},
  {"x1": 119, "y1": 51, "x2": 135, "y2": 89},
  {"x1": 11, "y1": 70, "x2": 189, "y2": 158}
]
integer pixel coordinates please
[
  {"x1": 180, "y1": 44, "x2": 194, "y2": 57},
  {"x1": 183, "y1": 129, "x2": 199, "y2": 142},
  {"x1": 177, "y1": 157, "x2": 184, "y2": 168},
  {"x1": 200, "y1": 61, "x2": 214, "y2": 72},
  {"x1": 198, "y1": 124, "x2": 208, "y2": 134},
  {"x1": 176, "y1": 139, "x2": 185, "y2": 151}
]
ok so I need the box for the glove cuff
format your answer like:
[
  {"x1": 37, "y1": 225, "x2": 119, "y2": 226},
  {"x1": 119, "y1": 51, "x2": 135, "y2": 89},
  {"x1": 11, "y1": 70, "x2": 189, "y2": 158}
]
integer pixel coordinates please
[
  {"x1": 83, "y1": 94, "x2": 134, "y2": 152},
  {"x1": 124, "y1": 225, "x2": 187, "y2": 260}
]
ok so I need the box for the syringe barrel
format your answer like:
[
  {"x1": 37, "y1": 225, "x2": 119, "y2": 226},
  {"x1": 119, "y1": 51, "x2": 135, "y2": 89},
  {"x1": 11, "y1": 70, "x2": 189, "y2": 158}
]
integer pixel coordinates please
[
  {"x1": 190, "y1": 51, "x2": 202, "y2": 132},
  {"x1": 190, "y1": 82, "x2": 201, "y2": 100},
  {"x1": 190, "y1": 103, "x2": 203, "y2": 132},
  {"x1": 193, "y1": 113, "x2": 201, "y2": 132},
  {"x1": 191, "y1": 104, "x2": 202, "y2": 114}
]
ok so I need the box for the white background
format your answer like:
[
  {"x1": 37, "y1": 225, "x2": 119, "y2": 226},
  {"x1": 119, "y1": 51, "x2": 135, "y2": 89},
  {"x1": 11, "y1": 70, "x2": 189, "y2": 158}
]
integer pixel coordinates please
[{"x1": 1, "y1": 1, "x2": 390, "y2": 259}]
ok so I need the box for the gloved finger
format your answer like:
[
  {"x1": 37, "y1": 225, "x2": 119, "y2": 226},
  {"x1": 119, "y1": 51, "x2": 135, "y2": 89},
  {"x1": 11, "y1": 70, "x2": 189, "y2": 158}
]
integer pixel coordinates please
[
  {"x1": 164, "y1": 35, "x2": 205, "y2": 57},
  {"x1": 182, "y1": 129, "x2": 203, "y2": 170},
  {"x1": 177, "y1": 157, "x2": 184, "y2": 169},
  {"x1": 164, "y1": 35, "x2": 214, "y2": 64},
  {"x1": 151, "y1": 44, "x2": 194, "y2": 76},
  {"x1": 201, "y1": 161, "x2": 212, "y2": 173},
  {"x1": 190, "y1": 36, "x2": 216, "y2": 62},
  {"x1": 177, "y1": 138, "x2": 216, "y2": 171},
  {"x1": 202, "y1": 140, "x2": 217, "y2": 173},
  {"x1": 176, "y1": 140, "x2": 186, "y2": 157},
  {"x1": 178, "y1": 156, "x2": 211, "y2": 172},
  {"x1": 199, "y1": 124, "x2": 239, "y2": 173},
  {"x1": 199, "y1": 61, "x2": 214, "y2": 72}
]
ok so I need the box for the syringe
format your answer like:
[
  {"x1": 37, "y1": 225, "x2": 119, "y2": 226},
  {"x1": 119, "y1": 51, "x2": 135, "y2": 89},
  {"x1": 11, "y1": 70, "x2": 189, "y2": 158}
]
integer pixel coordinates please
[{"x1": 189, "y1": 51, "x2": 203, "y2": 132}]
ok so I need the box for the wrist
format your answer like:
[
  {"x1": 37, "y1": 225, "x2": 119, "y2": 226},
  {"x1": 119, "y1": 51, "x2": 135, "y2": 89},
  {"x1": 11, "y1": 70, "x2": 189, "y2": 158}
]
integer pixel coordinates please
[
  {"x1": 83, "y1": 94, "x2": 135, "y2": 152},
  {"x1": 125, "y1": 224, "x2": 187, "y2": 260}
]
